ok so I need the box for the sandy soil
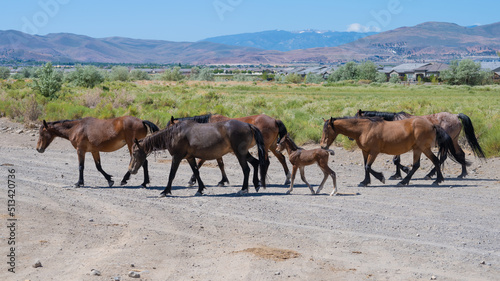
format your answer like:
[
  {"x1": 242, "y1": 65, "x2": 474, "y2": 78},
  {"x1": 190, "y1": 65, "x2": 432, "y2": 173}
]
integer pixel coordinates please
[{"x1": 0, "y1": 117, "x2": 499, "y2": 281}]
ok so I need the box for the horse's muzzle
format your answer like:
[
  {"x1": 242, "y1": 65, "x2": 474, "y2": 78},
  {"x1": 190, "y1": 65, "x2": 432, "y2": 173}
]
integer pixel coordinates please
[{"x1": 36, "y1": 148, "x2": 45, "y2": 153}]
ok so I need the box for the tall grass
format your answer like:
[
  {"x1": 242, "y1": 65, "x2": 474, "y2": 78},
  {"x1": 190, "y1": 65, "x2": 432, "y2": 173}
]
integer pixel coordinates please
[{"x1": 1, "y1": 80, "x2": 499, "y2": 157}]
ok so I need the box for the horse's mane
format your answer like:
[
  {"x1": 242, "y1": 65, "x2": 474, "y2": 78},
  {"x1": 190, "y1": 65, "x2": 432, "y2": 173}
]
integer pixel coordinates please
[
  {"x1": 358, "y1": 110, "x2": 412, "y2": 121},
  {"x1": 331, "y1": 116, "x2": 385, "y2": 123},
  {"x1": 141, "y1": 123, "x2": 181, "y2": 153},
  {"x1": 172, "y1": 114, "x2": 213, "y2": 124},
  {"x1": 283, "y1": 135, "x2": 302, "y2": 151}
]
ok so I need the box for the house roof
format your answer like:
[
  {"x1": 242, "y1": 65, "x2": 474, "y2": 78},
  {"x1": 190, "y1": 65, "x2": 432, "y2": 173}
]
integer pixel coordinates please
[
  {"x1": 414, "y1": 63, "x2": 449, "y2": 72},
  {"x1": 391, "y1": 63, "x2": 431, "y2": 73},
  {"x1": 480, "y1": 62, "x2": 500, "y2": 72}
]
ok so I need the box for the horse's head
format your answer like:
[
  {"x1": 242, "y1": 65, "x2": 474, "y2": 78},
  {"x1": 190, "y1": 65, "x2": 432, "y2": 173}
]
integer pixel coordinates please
[
  {"x1": 128, "y1": 139, "x2": 147, "y2": 174},
  {"x1": 276, "y1": 134, "x2": 289, "y2": 152},
  {"x1": 36, "y1": 120, "x2": 56, "y2": 153},
  {"x1": 320, "y1": 117, "x2": 338, "y2": 149}
]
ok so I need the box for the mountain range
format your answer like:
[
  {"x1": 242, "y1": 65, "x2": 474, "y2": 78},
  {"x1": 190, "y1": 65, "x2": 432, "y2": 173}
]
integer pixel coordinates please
[
  {"x1": 1, "y1": 21, "x2": 499, "y2": 64},
  {"x1": 200, "y1": 30, "x2": 378, "y2": 51}
]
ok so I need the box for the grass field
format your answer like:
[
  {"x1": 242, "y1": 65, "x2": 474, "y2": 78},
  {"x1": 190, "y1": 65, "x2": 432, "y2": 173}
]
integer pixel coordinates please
[{"x1": 1, "y1": 80, "x2": 499, "y2": 156}]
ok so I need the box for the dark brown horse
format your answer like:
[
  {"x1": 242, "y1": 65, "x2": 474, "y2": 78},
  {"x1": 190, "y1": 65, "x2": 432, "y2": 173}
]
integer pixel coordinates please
[
  {"x1": 128, "y1": 119, "x2": 268, "y2": 196},
  {"x1": 320, "y1": 117, "x2": 469, "y2": 187},
  {"x1": 167, "y1": 113, "x2": 290, "y2": 186},
  {"x1": 356, "y1": 110, "x2": 485, "y2": 179},
  {"x1": 36, "y1": 116, "x2": 159, "y2": 187},
  {"x1": 277, "y1": 134, "x2": 337, "y2": 195}
]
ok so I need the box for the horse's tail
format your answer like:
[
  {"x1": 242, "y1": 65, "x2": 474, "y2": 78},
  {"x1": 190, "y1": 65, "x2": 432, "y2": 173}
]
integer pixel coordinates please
[
  {"x1": 250, "y1": 124, "x2": 268, "y2": 189},
  {"x1": 276, "y1": 119, "x2": 288, "y2": 144},
  {"x1": 142, "y1": 120, "x2": 160, "y2": 134},
  {"x1": 457, "y1": 113, "x2": 486, "y2": 158},
  {"x1": 434, "y1": 125, "x2": 471, "y2": 167}
]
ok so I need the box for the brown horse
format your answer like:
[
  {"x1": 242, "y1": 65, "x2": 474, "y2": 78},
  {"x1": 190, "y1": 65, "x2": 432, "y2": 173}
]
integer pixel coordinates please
[
  {"x1": 128, "y1": 119, "x2": 268, "y2": 196},
  {"x1": 356, "y1": 110, "x2": 485, "y2": 179},
  {"x1": 320, "y1": 117, "x2": 469, "y2": 187},
  {"x1": 167, "y1": 113, "x2": 290, "y2": 186},
  {"x1": 277, "y1": 134, "x2": 337, "y2": 196},
  {"x1": 36, "y1": 116, "x2": 159, "y2": 187}
]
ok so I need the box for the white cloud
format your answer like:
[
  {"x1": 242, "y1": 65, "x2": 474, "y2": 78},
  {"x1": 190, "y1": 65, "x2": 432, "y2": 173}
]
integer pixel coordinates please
[{"x1": 346, "y1": 23, "x2": 381, "y2": 33}]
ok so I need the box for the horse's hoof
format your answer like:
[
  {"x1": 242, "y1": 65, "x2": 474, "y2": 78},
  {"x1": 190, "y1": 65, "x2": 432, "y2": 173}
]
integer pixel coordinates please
[
  {"x1": 217, "y1": 183, "x2": 225, "y2": 187},
  {"x1": 389, "y1": 175, "x2": 402, "y2": 180},
  {"x1": 255, "y1": 186, "x2": 260, "y2": 193},
  {"x1": 424, "y1": 175, "x2": 432, "y2": 180},
  {"x1": 431, "y1": 181, "x2": 440, "y2": 186},
  {"x1": 186, "y1": 182, "x2": 194, "y2": 188},
  {"x1": 358, "y1": 183, "x2": 368, "y2": 187},
  {"x1": 284, "y1": 180, "x2": 291, "y2": 185},
  {"x1": 195, "y1": 191, "x2": 203, "y2": 196},
  {"x1": 458, "y1": 174, "x2": 467, "y2": 179},
  {"x1": 75, "y1": 182, "x2": 83, "y2": 188},
  {"x1": 159, "y1": 192, "x2": 170, "y2": 197},
  {"x1": 120, "y1": 180, "x2": 127, "y2": 186},
  {"x1": 237, "y1": 189, "x2": 248, "y2": 196},
  {"x1": 108, "y1": 180, "x2": 114, "y2": 187},
  {"x1": 140, "y1": 183, "x2": 148, "y2": 188},
  {"x1": 330, "y1": 191, "x2": 338, "y2": 196},
  {"x1": 285, "y1": 190, "x2": 292, "y2": 195},
  {"x1": 380, "y1": 177, "x2": 385, "y2": 184}
]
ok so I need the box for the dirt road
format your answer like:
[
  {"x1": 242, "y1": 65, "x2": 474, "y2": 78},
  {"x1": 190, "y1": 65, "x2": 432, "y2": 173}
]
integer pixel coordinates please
[{"x1": 0, "y1": 118, "x2": 499, "y2": 280}]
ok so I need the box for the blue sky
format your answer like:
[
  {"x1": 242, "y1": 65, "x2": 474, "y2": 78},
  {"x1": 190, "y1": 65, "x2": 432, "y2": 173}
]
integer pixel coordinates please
[{"x1": 1, "y1": 0, "x2": 498, "y2": 42}]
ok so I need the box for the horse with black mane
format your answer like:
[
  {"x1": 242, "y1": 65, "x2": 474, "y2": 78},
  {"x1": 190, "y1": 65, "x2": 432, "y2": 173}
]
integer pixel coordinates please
[
  {"x1": 320, "y1": 116, "x2": 470, "y2": 187},
  {"x1": 167, "y1": 113, "x2": 290, "y2": 186},
  {"x1": 356, "y1": 110, "x2": 485, "y2": 179},
  {"x1": 36, "y1": 116, "x2": 159, "y2": 187},
  {"x1": 128, "y1": 119, "x2": 268, "y2": 196}
]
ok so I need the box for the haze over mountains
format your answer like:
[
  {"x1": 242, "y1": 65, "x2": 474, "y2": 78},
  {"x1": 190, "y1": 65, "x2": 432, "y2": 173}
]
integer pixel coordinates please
[
  {"x1": 200, "y1": 30, "x2": 378, "y2": 51},
  {"x1": 1, "y1": 21, "x2": 499, "y2": 64}
]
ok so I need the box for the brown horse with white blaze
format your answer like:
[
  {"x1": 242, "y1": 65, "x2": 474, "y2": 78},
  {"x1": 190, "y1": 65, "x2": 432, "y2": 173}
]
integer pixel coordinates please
[
  {"x1": 167, "y1": 113, "x2": 290, "y2": 186},
  {"x1": 36, "y1": 116, "x2": 159, "y2": 187},
  {"x1": 320, "y1": 117, "x2": 470, "y2": 187}
]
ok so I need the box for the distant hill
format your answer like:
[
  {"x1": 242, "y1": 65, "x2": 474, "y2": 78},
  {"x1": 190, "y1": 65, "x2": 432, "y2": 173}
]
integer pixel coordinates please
[
  {"x1": 1, "y1": 22, "x2": 499, "y2": 64},
  {"x1": 201, "y1": 30, "x2": 377, "y2": 51}
]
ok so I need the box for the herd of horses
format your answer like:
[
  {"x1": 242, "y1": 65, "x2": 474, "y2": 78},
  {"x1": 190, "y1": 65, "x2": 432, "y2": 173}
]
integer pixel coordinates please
[{"x1": 36, "y1": 110, "x2": 485, "y2": 197}]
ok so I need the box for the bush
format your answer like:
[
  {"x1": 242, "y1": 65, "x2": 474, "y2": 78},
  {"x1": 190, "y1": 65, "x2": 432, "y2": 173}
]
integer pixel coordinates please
[
  {"x1": 109, "y1": 66, "x2": 130, "y2": 81},
  {"x1": 375, "y1": 72, "x2": 388, "y2": 83},
  {"x1": 0, "y1": 67, "x2": 10, "y2": 79},
  {"x1": 161, "y1": 67, "x2": 183, "y2": 81},
  {"x1": 65, "y1": 65, "x2": 105, "y2": 88},
  {"x1": 389, "y1": 75, "x2": 401, "y2": 83},
  {"x1": 194, "y1": 68, "x2": 214, "y2": 81},
  {"x1": 32, "y1": 63, "x2": 63, "y2": 99},
  {"x1": 284, "y1": 73, "x2": 303, "y2": 84},
  {"x1": 130, "y1": 69, "x2": 150, "y2": 81},
  {"x1": 304, "y1": 73, "x2": 324, "y2": 84}
]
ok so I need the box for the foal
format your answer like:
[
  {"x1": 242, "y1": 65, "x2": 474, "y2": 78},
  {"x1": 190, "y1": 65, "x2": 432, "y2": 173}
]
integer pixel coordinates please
[{"x1": 277, "y1": 134, "x2": 337, "y2": 196}]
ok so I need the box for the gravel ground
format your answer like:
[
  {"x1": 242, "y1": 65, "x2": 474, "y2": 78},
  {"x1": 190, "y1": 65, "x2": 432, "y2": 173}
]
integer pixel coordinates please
[{"x1": 0, "y1": 117, "x2": 499, "y2": 281}]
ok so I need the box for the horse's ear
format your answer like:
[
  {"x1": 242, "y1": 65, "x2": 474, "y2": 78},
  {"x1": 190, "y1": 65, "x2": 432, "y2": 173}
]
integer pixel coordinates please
[
  {"x1": 43, "y1": 120, "x2": 48, "y2": 129},
  {"x1": 134, "y1": 138, "x2": 141, "y2": 147},
  {"x1": 171, "y1": 116, "x2": 175, "y2": 123},
  {"x1": 322, "y1": 118, "x2": 326, "y2": 122}
]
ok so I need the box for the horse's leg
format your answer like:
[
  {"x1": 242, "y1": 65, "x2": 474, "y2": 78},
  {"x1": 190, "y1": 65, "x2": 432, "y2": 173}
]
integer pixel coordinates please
[
  {"x1": 91, "y1": 151, "x2": 114, "y2": 187},
  {"x1": 216, "y1": 158, "x2": 230, "y2": 187},
  {"x1": 286, "y1": 165, "x2": 298, "y2": 195},
  {"x1": 187, "y1": 159, "x2": 205, "y2": 187},
  {"x1": 271, "y1": 146, "x2": 291, "y2": 185},
  {"x1": 454, "y1": 142, "x2": 468, "y2": 178},
  {"x1": 422, "y1": 149, "x2": 444, "y2": 185},
  {"x1": 365, "y1": 153, "x2": 385, "y2": 185},
  {"x1": 186, "y1": 158, "x2": 206, "y2": 196},
  {"x1": 359, "y1": 150, "x2": 371, "y2": 187},
  {"x1": 299, "y1": 166, "x2": 314, "y2": 194},
  {"x1": 245, "y1": 153, "x2": 261, "y2": 191},
  {"x1": 76, "y1": 149, "x2": 85, "y2": 187},
  {"x1": 316, "y1": 170, "x2": 329, "y2": 195},
  {"x1": 161, "y1": 157, "x2": 181, "y2": 197},
  {"x1": 398, "y1": 150, "x2": 422, "y2": 186},
  {"x1": 141, "y1": 159, "x2": 150, "y2": 188},
  {"x1": 389, "y1": 155, "x2": 405, "y2": 180},
  {"x1": 236, "y1": 153, "x2": 251, "y2": 195},
  {"x1": 328, "y1": 169, "x2": 338, "y2": 196}
]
